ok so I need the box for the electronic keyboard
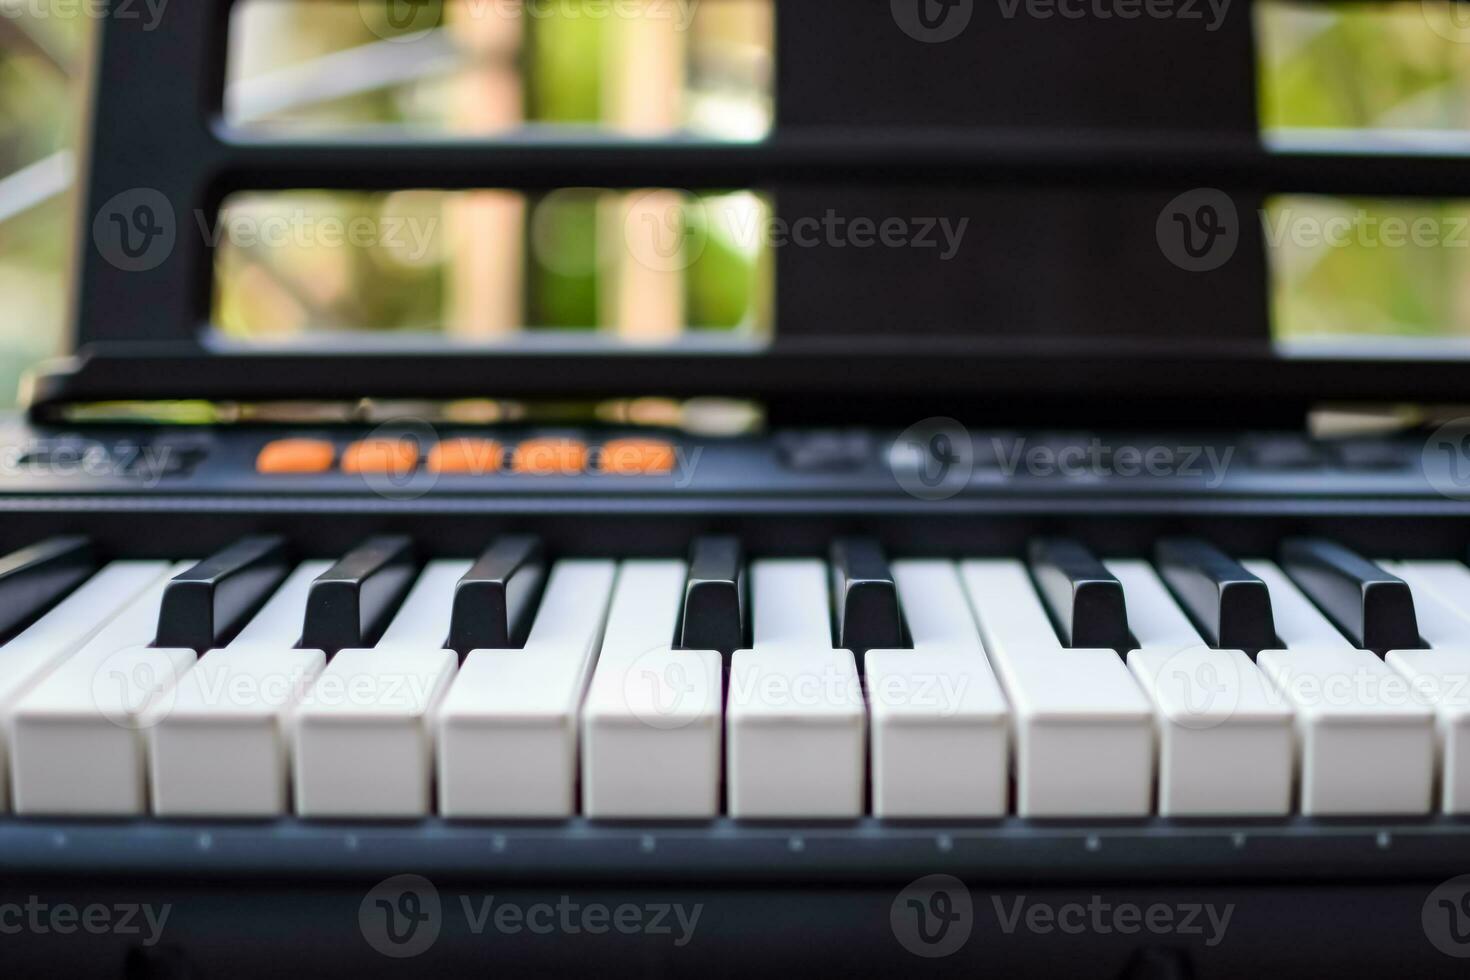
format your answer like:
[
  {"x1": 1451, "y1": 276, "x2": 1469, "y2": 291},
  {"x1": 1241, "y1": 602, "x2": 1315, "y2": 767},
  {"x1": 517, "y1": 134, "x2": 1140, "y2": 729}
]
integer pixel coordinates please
[
  {"x1": 2, "y1": 422, "x2": 1470, "y2": 977},
  {"x1": 15, "y1": 0, "x2": 1470, "y2": 975},
  {"x1": 6, "y1": 428, "x2": 1467, "y2": 825}
]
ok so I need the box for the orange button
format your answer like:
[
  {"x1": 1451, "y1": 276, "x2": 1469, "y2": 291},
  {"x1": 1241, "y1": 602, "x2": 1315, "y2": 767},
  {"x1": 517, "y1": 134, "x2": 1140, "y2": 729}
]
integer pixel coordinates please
[
  {"x1": 342, "y1": 437, "x2": 420, "y2": 476},
  {"x1": 512, "y1": 438, "x2": 588, "y2": 476},
  {"x1": 599, "y1": 439, "x2": 676, "y2": 475},
  {"x1": 256, "y1": 438, "x2": 335, "y2": 474},
  {"x1": 428, "y1": 438, "x2": 505, "y2": 475}
]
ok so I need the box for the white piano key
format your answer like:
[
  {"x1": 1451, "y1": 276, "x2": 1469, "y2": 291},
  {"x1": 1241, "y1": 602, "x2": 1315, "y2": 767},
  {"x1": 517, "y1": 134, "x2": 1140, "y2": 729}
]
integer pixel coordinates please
[
  {"x1": 293, "y1": 561, "x2": 464, "y2": 819},
  {"x1": 727, "y1": 560, "x2": 865, "y2": 819},
  {"x1": 1241, "y1": 559, "x2": 1352, "y2": 650},
  {"x1": 1381, "y1": 561, "x2": 1470, "y2": 814},
  {"x1": 375, "y1": 559, "x2": 471, "y2": 647},
  {"x1": 1110, "y1": 559, "x2": 1293, "y2": 817},
  {"x1": 865, "y1": 560, "x2": 1009, "y2": 818},
  {"x1": 149, "y1": 561, "x2": 333, "y2": 817},
  {"x1": 0, "y1": 561, "x2": 174, "y2": 811},
  {"x1": 582, "y1": 560, "x2": 722, "y2": 819},
  {"x1": 753, "y1": 557, "x2": 838, "y2": 648},
  {"x1": 1249, "y1": 559, "x2": 1433, "y2": 816},
  {"x1": 10, "y1": 561, "x2": 192, "y2": 815},
  {"x1": 230, "y1": 560, "x2": 333, "y2": 647},
  {"x1": 1381, "y1": 561, "x2": 1470, "y2": 645},
  {"x1": 959, "y1": 559, "x2": 1152, "y2": 817},
  {"x1": 437, "y1": 560, "x2": 616, "y2": 818},
  {"x1": 1110, "y1": 560, "x2": 1200, "y2": 650}
]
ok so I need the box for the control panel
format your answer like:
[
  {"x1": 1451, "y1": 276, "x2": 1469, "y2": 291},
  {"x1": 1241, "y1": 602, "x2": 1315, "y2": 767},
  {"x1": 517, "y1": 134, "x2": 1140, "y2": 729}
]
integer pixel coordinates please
[{"x1": 0, "y1": 419, "x2": 1451, "y2": 504}]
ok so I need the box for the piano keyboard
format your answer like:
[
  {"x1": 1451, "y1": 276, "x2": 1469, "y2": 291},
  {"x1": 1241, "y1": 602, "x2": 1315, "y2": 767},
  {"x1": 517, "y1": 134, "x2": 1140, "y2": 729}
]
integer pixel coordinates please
[{"x1": 1, "y1": 532, "x2": 1468, "y2": 821}]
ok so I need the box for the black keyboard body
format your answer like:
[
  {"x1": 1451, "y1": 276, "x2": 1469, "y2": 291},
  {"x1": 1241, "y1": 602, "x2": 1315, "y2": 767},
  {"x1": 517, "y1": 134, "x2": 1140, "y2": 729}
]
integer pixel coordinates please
[
  {"x1": 0, "y1": 421, "x2": 1469, "y2": 978},
  {"x1": 17, "y1": 0, "x2": 1470, "y2": 973}
]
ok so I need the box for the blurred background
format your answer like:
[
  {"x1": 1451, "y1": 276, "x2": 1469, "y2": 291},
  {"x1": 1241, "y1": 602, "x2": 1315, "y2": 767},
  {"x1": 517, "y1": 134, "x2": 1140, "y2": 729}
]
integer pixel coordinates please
[{"x1": 3, "y1": 0, "x2": 1470, "y2": 409}]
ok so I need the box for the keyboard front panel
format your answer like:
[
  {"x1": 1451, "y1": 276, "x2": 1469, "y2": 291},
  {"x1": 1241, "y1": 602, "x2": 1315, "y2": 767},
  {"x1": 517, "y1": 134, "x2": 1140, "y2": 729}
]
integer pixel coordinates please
[{"x1": 0, "y1": 423, "x2": 1467, "y2": 831}]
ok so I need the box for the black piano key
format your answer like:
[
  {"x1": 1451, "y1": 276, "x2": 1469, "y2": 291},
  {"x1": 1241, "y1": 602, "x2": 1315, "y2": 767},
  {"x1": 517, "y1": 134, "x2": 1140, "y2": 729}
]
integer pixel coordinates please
[
  {"x1": 155, "y1": 535, "x2": 290, "y2": 652},
  {"x1": 1279, "y1": 538, "x2": 1421, "y2": 655},
  {"x1": 1027, "y1": 538, "x2": 1130, "y2": 652},
  {"x1": 0, "y1": 536, "x2": 96, "y2": 642},
  {"x1": 829, "y1": 537, "x2": 906, "y2": 657},
  {"x1": 301, "y1": 535, "x2": 416, "y2": 656},
  {"x1": 678, "y1": 536, "x2": 746, "y2": 656},
  {"x1": 1155, "y1": 537, "x2": 1277, "y2": 656},
  {"x1": 448, "y1": 535, "x2": 546, "y2": 656}
]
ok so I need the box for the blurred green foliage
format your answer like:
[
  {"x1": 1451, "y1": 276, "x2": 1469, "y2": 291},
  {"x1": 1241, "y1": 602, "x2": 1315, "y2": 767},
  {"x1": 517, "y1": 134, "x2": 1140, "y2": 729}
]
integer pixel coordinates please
[
  {"x1": 1258, "y1": 2, "x2": 1470, "y2": 130},
  {"x1": 527, "y1": 14, "x2": 603, "y2": 330},
  {"x1": 1259, "y1": 2, "x2": 1470, "y2": 341},
  {"x1": 0, "y1": 14, "x2": 86, "y2": 406},
  {"x1": 213, "y1": 1, "x2": 772, "y2": 338}
]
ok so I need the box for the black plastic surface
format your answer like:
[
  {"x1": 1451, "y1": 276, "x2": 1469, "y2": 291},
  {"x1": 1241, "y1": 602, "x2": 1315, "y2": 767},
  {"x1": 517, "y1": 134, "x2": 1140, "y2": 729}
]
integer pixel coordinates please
[
  {"x1": 1279, "y1": 538, "x2": 1422, "y2": 655},
  {"x1": 155, "y1": 534, "x2": 289, "y2": 651},
  {"x1": 448, "y1": 536, "x2": 545, "y2": 656},
  {"x1": 1028, "y1": 538, "x2": 1131, "y2": 652},
  {"x1": 301, "y1": 536, "x2": 416, "y2": 655},
  {"x1": 0, "y1": 536, "x2": 95, "y2": 641},
  {"x1": 679, "y1": 536, "x2": 746, "y2": 657},
  {"x1": 1155, "y1": 537, "x2": 1276, "y2": 656},
  {"x1": 830, "y1": 537, "x2": 906, "y2": 658}
]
